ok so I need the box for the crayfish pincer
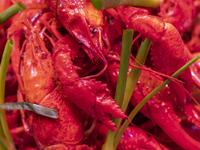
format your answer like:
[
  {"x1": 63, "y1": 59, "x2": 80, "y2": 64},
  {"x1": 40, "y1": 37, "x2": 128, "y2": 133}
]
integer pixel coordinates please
[
  {"x1": 105, "y1": 6, "x2": 200, "y2": 150},
  {"x1": 44, "y1": 0, "x2": 130, "y2": 130},
  {"x1": 52, "y1": 35, "x2": 130, "y2": 131},
  {"x1": 46, "y1": 0, "x2": 109, "y2": 62}
]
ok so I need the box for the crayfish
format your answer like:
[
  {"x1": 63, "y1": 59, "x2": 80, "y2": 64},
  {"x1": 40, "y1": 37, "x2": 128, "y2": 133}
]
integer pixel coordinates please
[{"x1": 2, "y1": 0, "x2": 200, "y2": 149}]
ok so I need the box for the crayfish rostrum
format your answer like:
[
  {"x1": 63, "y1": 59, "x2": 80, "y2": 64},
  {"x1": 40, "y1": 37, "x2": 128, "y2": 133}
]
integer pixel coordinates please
[{"x1": 2, "y1": 0, "x2": 200, "y2": 149}]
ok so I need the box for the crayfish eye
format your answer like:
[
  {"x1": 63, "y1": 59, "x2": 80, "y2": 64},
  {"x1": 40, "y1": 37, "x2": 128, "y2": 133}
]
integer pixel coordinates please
[
  {"x1": 21, "y1": 51, "x2": 25, "y2": 60},
  {"x1": 91, "y1": 28, "x2": 98, "y2": 34},
  {"x1": 78, "y1": 41, "x2": 83, "y2": 45}
]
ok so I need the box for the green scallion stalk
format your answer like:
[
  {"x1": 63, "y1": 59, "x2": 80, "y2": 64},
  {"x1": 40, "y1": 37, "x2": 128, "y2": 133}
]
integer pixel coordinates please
[
  {"x1": 113, "y1": 38, "x2": 151, "y2": 149},
  {"x1": 101, "y1": 128, "x2": 115, "y2": 150},
  {"x1": 91, "y1": 0, "x2": 163, "y2": 10},
  {"x1": 122, "y1": 38, "x2": 151, "y2": 113},
  {"x1": 114, "y1": 56, "x2": 200, "y2": 148},
  {"x1": 0, "y1": 136, "x2": 10, "y2": 150},
  {"x1": 0, "y1": 39, "x2": 14, "y2": 104},
  {"x1": 0, "y1": 2, "x2": 26, "y2": 25},
  {"x1": 0, "y1": 39, "x2": 16, "y2": 150},
  {"x1": 115, "y1": 29, "x2": 134, "y2": 107},
  {"x1": 102, "y1": 29, "x2": 134, "y2": 150}
]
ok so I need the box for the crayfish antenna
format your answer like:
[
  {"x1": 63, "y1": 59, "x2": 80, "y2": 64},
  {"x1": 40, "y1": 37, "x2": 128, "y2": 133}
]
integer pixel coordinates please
[{"x1": 85, "y1": 58, "x2": 108, "y2": 79}]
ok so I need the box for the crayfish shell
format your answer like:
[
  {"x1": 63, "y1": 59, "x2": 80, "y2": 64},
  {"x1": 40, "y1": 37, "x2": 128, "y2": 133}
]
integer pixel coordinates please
[{"x1": 28, "y1": 84, "x2": 85, "y2": 149}]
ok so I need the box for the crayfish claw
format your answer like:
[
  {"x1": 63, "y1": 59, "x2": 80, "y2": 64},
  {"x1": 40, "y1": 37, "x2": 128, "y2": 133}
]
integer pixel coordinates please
[
  {"x1": 96, "y1": 115, "x2": 116, "y2": 132},
  {"x1": 62, "y1": 79, "x2": 129, "y2": 131},
  {"x1": 95, "y1": 96, "x2": 128, "y2": 131},
  {"x1": 101, "y1": 97, "x2": 131, "y2": 121}
]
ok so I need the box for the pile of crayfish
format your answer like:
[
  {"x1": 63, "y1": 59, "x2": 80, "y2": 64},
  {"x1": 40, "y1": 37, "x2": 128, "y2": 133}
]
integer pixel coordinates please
[{"x1": 2, "y1": 0, "x2": 200, "y2": 149}]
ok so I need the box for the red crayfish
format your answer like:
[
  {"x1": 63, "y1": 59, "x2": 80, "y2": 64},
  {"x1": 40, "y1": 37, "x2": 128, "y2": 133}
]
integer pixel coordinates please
[
  {"x1": 106, "y1": 2, "x2": 200, "y2": 149},
  {"x1": 8, "y1": 0, "x2": 129, "y2": 149},
  {"x1": 4, "y1": 0, "x2": 200, "y2": 149}
]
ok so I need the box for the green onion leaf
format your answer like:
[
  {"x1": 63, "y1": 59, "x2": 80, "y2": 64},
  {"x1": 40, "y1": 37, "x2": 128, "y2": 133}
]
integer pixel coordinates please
[
  {"x1": 122, "y1": 38, "x2": 151, "y2": 113},
  {"x1": 102, "y1": 29, "x2": 134, "y2": 150},
  {"x1": 0, "y1": 102, "x2": 58, "y2": 119},
  {"x1": 91, "y1": 0, "x2": 163, "y2": 10},
  {"x1": 0, "y1": 39, "x2": 15, "y2": 150},
  {"x1": 115, "y1": 29, "x2": 134, "y2": 107},
  {"x1": 0, "y1": 135, "x2": 10, "y2": 150},
  {"x1": 0, "y1": 39, "x2": 14, "y2": 105},
  {"x1": 114, "y1": 55, "x2": 200, "y2": 147},
  {"x1": 0, "y1": 2, "x2": 26, "y2": 25},
  {"x1": 113, "y1": 38, "x2": 151, "y2": 149}
]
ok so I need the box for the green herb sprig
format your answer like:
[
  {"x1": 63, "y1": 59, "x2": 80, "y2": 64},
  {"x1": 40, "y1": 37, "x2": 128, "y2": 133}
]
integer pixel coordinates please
[
  {"x1": 0, "y1": 2, "x2": 26, "y2": 25},
  {"x1": 102, "y1": 29, "x2": 134, "y2": 150},
  {"x1": 91, "y1": 0, "x2": 163, "y2": 10},
  {"x1": 0, "y1": 39, "x2": 15, "y2": 150},
  {"x1": 102, "y1": 30, "x2": 152, "y2": 150}
]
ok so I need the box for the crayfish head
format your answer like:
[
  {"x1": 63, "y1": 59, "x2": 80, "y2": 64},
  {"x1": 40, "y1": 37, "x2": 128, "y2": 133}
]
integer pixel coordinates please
[
  {"x1": 23, "y1": 38, "x2": 56, "y2": 104},
  {"x1": 54, "y1": 0, "x2": 108, "y2": 62}
]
